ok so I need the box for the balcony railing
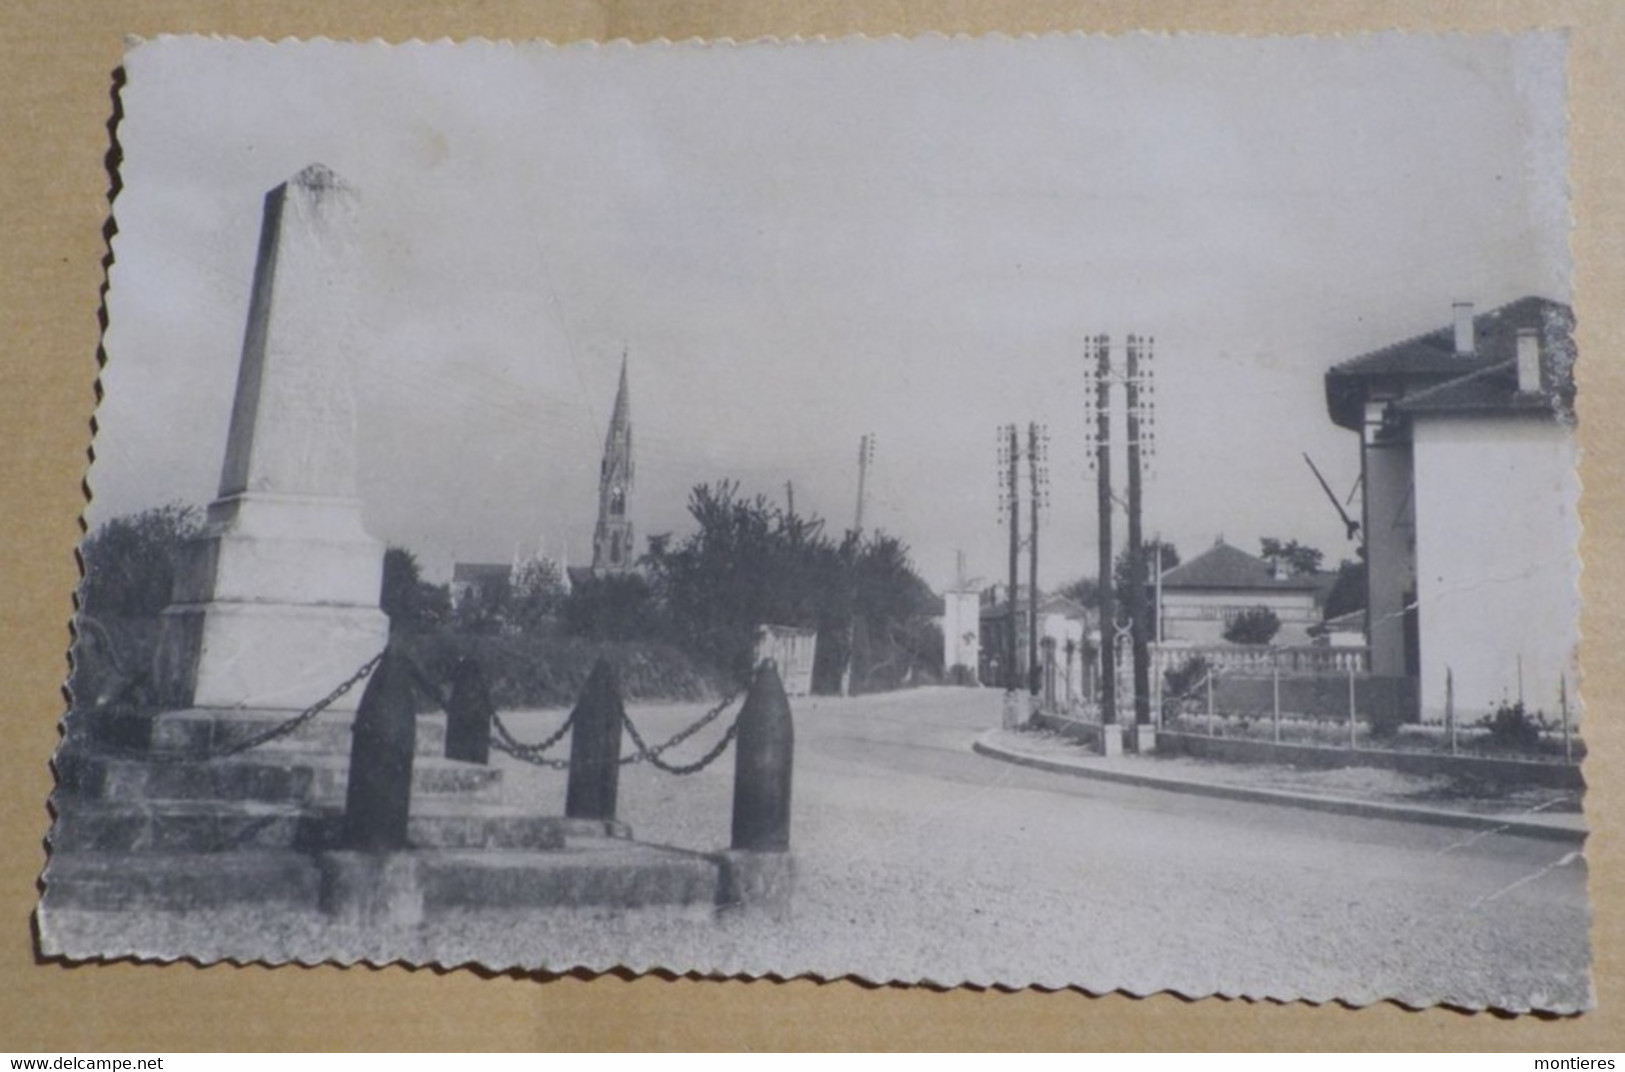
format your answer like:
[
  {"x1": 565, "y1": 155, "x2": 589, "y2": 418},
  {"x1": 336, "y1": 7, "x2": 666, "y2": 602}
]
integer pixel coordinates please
[{"x1": 1151, "y1": 643, "x2": 1370, "y2": 677}]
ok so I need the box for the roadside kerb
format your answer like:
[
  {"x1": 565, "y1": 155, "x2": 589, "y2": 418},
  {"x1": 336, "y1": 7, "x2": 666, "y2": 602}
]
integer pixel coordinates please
[{"x1": 972, "y1": 730, "x2": 1586, "y2": 844}]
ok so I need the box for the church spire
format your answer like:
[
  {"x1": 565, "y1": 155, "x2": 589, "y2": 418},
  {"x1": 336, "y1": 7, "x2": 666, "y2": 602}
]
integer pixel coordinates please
[{"x1": 591, "y1": 352, "x2": 634, "y2": 574}]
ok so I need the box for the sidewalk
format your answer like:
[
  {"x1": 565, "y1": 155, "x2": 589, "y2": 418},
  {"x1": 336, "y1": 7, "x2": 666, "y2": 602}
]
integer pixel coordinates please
[{"x1": 974, "y1": 726, "x2": 1587, "y2": 843}]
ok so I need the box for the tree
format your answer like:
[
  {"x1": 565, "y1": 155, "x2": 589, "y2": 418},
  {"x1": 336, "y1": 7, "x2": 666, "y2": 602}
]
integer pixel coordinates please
[
  {"x1": 1114, "y1": 540, "x2": 1181, "y2": 595},
  {"x1": 563, "y1": 572, "x2": 657, "y2": 641},
  {"x1": 509, "y1": 553, "x2": 568, "y2": 633},
  {"x1": 79, "y1": 503, "x2": 201, "y2": 618},
  {"x1": 1058, "y1": 543, "x2": 1180, "y2": 611},
  {"x1": 1322, "y1": 558, "x2": 1366, "y2": 620},
  {"x1": 1259, "y1": 537, "x2": 1324, "y2": 577},
  {"x1": 1224, "y1": 605, "x2": 1281, "y2": 645},
  {"x1": 1056, "y1": 575, "x2": 1100, "y2": 609},
  {"x1": 643, "y1": 481, "x2": 939, "y2": 690},
  {"x1": 380, "y1": 547, "x2": 450, "y2": 634}
]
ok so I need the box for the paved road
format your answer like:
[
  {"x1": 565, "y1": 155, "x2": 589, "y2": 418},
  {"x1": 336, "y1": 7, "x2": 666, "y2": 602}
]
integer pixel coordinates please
[
  {"x1": 492, "y1": 686, "x2": 1591, "y2": 1012},
  {"x1": 58, "y1": 687, "x2": 1583, "y2": 1009}
]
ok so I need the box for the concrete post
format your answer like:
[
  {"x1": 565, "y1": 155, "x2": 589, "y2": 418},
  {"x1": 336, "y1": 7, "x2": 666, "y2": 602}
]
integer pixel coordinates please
[
  {"x1": 342, "y1": 646, "x2": 417, "y2": 851},
  {"x1": 1446, "y1": 666, "x2": 1457, "y2": 755},
  {"x1": 1272, "y1": 663, "x2": 1281, "y2": 743},
  {"x1": 1348, "y1": 664, "x2": 1358, "y2": 750},
  {"x1": 1560, "y1": 674, "x2": 1571, "y2": 763},
  {"x1": 443, "y1": 656, "x2": 493, "y2": 765},
  {"x1": 565, "y1": 659, "x2": 626, "y2": 822},
  {"x1": 1205, "y1": 670, "x2": 1214, "y2": 735},
  {"x1": 731, "y1": 660, "x2": 794, "y2": 852}
]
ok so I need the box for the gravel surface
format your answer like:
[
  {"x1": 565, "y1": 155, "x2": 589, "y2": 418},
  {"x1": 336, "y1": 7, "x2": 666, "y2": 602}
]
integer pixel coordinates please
[{"x1": 45, "y1": 687, "x2": 1593, "y2": 1012}]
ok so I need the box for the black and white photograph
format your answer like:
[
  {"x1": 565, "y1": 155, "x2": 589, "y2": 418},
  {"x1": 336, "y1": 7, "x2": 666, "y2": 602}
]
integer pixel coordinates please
[{"x1": 39, "y1": 33, "x2": 1587, "y2": 1013}]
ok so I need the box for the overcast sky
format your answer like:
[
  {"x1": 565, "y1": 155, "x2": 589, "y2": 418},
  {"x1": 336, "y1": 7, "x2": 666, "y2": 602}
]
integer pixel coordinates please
[{"x1": 91, "y1": 33, "x2": 1569, "y2": 589}]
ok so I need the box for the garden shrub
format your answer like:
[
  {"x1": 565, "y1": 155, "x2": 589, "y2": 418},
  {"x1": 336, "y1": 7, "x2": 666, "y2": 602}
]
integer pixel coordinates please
[
  {"x1": 1475, "y1": 700, "x2": 1551, "y2": 752},
  {"x1": 402, "y1": 627, "x2": 730, "y2": 710}
]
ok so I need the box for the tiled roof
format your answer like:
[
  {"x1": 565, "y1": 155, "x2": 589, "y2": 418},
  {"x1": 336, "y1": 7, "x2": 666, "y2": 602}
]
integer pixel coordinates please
[
  {"x1": 451, "y1": 562, "x2": 511, "y2": 584},
  {"x1": 1160, "y1": 541, "x2": 1322, "y2": 592},
  {"x1": 1329, "y1": 297, "x2": 1565, "y2": 377},
  {"x1": 1324, "y1": 297, "x2": 1573, "y2": 429},
  {"x1": 1393, "y1": 357, "x2": 1573, "y2": 419}
]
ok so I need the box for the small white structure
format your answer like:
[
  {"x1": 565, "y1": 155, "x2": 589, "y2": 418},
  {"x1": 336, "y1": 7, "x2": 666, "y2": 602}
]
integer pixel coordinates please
[
  {"x1": 754, "y1": 624, "x2": 818, "y2": 697},
  {"x1": 1037, "y1": 595, "x2": 1089, "y2": 710},
  {"x1": 940, "y1": 589, "x2": 981, "y2": 685}
]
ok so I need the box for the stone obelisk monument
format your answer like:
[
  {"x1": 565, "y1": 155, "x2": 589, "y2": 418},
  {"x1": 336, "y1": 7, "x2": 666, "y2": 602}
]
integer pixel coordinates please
[{"x1": 156, "y1": 164, "x2": 389, "y2": 712}]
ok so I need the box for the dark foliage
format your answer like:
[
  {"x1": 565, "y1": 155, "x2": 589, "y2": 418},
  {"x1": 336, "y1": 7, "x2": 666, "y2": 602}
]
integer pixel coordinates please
[
  {"x1": 644, "y1": 481, "x2": 941, "y2": 691},
  {"x1": 405, "y1": 629, "x2": 727, "y2": 710},
  {"x1": 78, "y1": 502, "x2": 201, "y2": 618},
  {"x1": 1223, "y1": 605, "x2": 1282, "y2": 645},
  {"x1": 564, "y1": 573, "x2": 658, "y2": 641},
  {"x1": 1476, "y1": 700, "x2": 1552, "y2": 751},
  {"x1": 381, "y1": 547, "x2": 451, "y2": 635},
  {"x1": 1259, "y1": 537, "x2": 1324, "y2": 578},
  {"x1": 1321, "y1": 559, "x2": 1366, "y2": 621},
  {"x1": 1060, "y1": 542, "x2": 1180, "y2": 610}
]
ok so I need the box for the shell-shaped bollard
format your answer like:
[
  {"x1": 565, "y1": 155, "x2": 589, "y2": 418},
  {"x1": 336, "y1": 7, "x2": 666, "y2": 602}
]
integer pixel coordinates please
[
  {"x1": 565, "y1": 658, "x2": 626, "y2": 822},
  {"x1": 342, "y1": 647, "x2": 417, "y2": 851},
  {"x1": 731, "y1": 659, "x2": 794, "y2": 852},
  {"x1": 444, "y1": 657, "x2": 494, "y2": 765}
]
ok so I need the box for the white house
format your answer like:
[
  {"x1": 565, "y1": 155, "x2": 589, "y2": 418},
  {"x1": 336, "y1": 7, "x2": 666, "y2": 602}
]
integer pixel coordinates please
[
  {"x1": 1157, "y1": 540, "x2": 1324, "y2": 646},
  {"x1": 1323, "y1": 297, "x2": 1578, "y2": 722}
]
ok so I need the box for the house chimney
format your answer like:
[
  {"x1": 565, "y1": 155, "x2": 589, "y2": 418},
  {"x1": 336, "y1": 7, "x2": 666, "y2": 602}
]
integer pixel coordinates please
[
  {"x1": 1453, "y1": 301, "x2": 1475, "y2": 356},
  {"x1": 1516, "y1": 327, "x2": 1542, "y2": 394}
]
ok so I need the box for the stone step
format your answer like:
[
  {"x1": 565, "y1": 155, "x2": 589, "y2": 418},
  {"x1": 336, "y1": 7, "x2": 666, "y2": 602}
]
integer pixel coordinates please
[
  {"x1": 87, "y1": 708, "x2": 450, "y2": 758},
  {"x1": 49, "y1": 799, "x2": 627, "y2": 854},
  {"x1": 414, "y1": 840, "x2": 722, "y2": 911},
  {"x1": 57, "y1": 751, "x2": 504, "y2": 807},
  {"x1": 40, "y1": 850, "x2": 322, "y2": 912},
  {"x1": 40, "y1": 840, "x2": 720, "y2": 915}
]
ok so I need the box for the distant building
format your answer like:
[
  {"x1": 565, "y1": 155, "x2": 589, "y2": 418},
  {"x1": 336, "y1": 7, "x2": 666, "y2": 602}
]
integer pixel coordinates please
[
  {"x1": 590, "y1": 355, "x2": 635, "y2": 576},
  {"x1": 1157, "y1": 539, "x2": 1323, "y2": 646},
  {"x1": 1324, "y1": 297, "x2": 1578, "y2": 721},
  {"x1": 449, "y1": 562, "x2": 513, "y2": 609},
  {"x1": 979, "y1": 585, "x2": 1091, "y2": 704}
]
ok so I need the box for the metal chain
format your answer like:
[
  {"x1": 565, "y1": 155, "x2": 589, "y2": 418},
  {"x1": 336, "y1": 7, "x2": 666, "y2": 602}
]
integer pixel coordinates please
[
  {"x1": 620, "y1": 691, "x2": 741, "y2": 774},
  {"x1": 141, "y1": 650, "x2": 386, "y2": 764},
  {"x1": 624, "y1": 712, "x2": 740, "y2": 775},
  {"x1": 491, "y1": 708, "x2": 575, "y2": 766},
  {"x1": 492, "y1": 690, "x2": 741, "y2": 774}
]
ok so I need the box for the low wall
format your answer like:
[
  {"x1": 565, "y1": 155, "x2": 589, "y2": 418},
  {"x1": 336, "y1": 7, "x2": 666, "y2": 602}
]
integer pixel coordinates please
[
  {"x1": 1154, "y1": 730, "x2": 1584, "y2": 790},
  {"x1": 1032, "y1": 711, "x2": 1106, "y2": 749},
  {"x1": 1172, "y1": 674, "x2": 1420, "y2": 723}
]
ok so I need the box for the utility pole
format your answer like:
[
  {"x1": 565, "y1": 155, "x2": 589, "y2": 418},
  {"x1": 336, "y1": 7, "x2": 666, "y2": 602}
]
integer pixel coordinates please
[
  {"x1": 1125, "y1": 335, "x2": 1153, "y2": 728},
  {"x1": 785, "y1": 480, "x2": 795, "y2": 517},
  {"x1": 842, "y1": 433, "x2": 875, "y2": 697},
  {"x1": 1005, "y1": 424, "x2": 1021, "y2": 693},
  {"x1": 853, "y1": 433, "x2": 874, "y2": 533},
  {"x1": 1091, "y1": 335, "x2": 1117, "y2": 727},
  {"x1": 1027, "y1": 422, "x2": 1049, "y2": 697}
]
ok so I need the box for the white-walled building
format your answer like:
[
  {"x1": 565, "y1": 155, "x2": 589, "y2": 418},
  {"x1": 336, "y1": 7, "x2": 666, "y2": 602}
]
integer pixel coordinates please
[
  {"x1": 1323, "y1": 297, "x2": 1578, "y2": 722},
  {"x1": 1157, "y1": 540, "x2": 1324, "y2": 646}
]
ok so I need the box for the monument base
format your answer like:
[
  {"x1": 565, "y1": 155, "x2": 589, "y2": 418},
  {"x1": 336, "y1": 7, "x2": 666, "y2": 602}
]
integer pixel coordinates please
[
  {"x1": 1097, "y1": 723, "x2": 1124, "y2": 757},
  {"x1": 156, "y1": 600, "x2": 389, "y2": 712}
]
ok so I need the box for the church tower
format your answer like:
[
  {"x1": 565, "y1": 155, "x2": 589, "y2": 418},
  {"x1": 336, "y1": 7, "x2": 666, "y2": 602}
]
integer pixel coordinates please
[{"x1": 591, "y1": 355, "x2": 634, "y2": 574}]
